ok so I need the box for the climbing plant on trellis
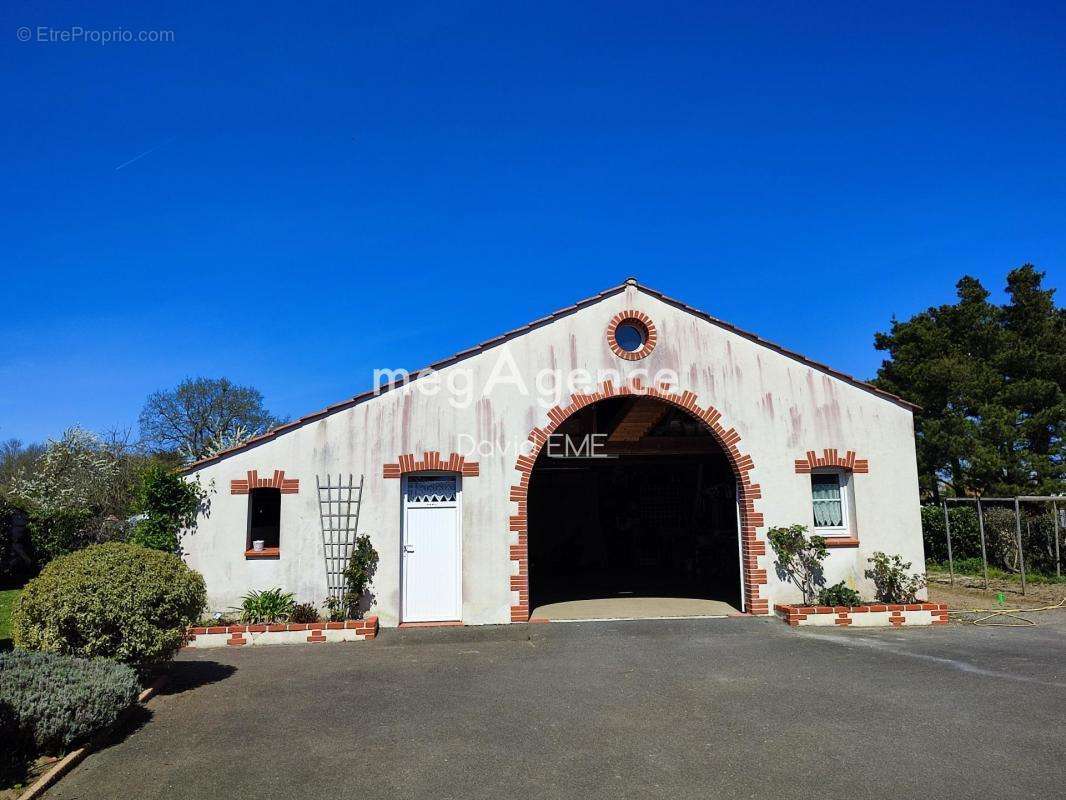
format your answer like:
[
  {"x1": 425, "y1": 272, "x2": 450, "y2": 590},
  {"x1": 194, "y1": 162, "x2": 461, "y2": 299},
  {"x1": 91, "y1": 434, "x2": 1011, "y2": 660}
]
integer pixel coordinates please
[{"x1": 316, "y1": 474, "x2": 364, "y2": 603}]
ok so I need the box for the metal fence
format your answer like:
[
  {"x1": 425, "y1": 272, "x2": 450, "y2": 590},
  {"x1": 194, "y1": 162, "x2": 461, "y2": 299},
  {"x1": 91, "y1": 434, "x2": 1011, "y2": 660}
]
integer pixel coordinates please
[{"x1": 940, "y1": 495, "x2": 1064, "y2": 594}]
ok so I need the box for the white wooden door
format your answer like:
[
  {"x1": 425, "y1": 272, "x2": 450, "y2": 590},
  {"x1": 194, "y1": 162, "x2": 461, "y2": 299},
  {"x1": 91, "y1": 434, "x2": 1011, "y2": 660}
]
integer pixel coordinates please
[{"x1": 401, "y1": 474, "x2": 462, "y2": 622}]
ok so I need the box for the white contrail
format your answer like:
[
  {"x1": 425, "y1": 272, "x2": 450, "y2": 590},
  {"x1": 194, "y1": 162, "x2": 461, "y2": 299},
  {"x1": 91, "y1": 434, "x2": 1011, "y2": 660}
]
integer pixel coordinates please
[{"x1": 115, "y1": 136, "x2": 176, "y2": 171}]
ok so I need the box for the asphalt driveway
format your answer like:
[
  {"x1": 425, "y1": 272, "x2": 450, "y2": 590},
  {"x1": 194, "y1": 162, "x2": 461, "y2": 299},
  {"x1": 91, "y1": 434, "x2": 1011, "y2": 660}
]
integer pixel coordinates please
[{"x1": 49, "y1": 615, "x2": 1066, "y2": 799}]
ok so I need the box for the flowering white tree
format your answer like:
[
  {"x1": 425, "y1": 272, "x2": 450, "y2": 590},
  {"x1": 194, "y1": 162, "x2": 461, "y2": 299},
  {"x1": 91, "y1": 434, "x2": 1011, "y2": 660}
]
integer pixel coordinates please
[
  {"x1": 7, "y1": 427, "x2": 125, "y2": 562},
  {"x1": 9, "y1": 428, "x2": 118, "y2": 514}
]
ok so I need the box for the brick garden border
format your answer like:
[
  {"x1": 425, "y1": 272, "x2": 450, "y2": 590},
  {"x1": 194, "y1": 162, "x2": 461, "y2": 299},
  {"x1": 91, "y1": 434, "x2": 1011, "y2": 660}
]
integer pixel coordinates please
[
  {"x1": 507, "y1": 378, "x2": 767, "y2": 622},
  {"x1": 775, "y1": 603, "x2": 948, "y2": 628},
  {"x1": 183, "y1": 616, "x2": 379, "y2": 648}
]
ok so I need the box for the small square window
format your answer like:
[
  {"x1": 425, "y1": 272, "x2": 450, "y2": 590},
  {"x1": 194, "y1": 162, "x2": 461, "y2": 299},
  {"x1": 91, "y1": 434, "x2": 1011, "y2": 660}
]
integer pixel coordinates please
[
  {"x1": 248, "y1": 487, "x2": 281, "y2": 553},
  {"x1": 811, "y1": 473, "x2": 847, "y2": 532}
]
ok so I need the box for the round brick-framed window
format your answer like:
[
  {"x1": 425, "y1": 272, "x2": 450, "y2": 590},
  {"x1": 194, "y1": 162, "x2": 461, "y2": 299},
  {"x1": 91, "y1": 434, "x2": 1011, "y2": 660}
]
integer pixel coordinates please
[{"x1": 606, "y1": 310, "x2": 657, "y2": 360}]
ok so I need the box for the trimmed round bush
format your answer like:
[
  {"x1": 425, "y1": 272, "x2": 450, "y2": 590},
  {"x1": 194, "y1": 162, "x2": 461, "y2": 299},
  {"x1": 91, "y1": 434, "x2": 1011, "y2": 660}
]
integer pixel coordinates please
[
  {"x1": 0, "y1": 650, "x2": 140, "y2": 753},
  {"x1": 12, "y1": 542, "x2": 206, "y2": 665}
]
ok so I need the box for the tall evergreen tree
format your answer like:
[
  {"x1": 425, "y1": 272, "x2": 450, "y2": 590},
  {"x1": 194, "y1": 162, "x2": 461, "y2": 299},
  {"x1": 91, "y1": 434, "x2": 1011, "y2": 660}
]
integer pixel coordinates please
[
  {"x1": 996, "y1": 265, "x2": 1066, "y2": 492},
  {"x1": 874, "y1": 264, "x2": 1064, "y2": 499}
]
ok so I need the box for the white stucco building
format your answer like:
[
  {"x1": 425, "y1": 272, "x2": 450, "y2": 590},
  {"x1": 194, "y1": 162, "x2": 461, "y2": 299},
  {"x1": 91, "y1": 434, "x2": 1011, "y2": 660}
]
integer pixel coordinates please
[{"x1": 182, "y1": 279, "x2": 924, "y2": 626}]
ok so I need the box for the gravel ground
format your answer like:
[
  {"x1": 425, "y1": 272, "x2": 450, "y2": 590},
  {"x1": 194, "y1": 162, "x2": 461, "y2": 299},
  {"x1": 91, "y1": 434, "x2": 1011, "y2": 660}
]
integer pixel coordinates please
[{"x1": 928, "y1": 570, "x2": 1066, "y2": 609}]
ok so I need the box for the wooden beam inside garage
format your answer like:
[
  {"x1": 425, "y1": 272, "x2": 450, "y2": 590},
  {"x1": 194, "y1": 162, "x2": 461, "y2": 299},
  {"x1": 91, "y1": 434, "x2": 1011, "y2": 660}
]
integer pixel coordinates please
[{"x1": 605, "y1": 397, "x2": 670, "y2": 443}]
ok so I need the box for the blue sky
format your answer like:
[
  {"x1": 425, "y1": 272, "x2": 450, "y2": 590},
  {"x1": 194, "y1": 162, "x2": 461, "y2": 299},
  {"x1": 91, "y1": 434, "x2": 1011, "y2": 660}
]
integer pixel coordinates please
[{"x1": 1, "y1": 1, "x2": 1063, "y2": 443}]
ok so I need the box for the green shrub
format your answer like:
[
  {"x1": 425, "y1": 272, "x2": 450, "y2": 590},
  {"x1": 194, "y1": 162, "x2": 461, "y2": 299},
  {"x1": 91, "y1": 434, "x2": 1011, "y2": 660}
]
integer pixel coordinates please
[
  {"x1": 325, "y1": 595, "x2": 346, "y2": 622},
  {"x1": 12, "y1": 542, "x2": 206, "y2": 665},
  {"x1": 0, "y1": 650, "x2": 139, "y2": 753},
  {"x1": 865, "y1": 552, "x2": 926, "y2": 603},
  {"x1": 920, "y1": 505, "x2": 981, "y2": 562},
  {"x1": 0, "y1": 698, "x2": 19, "y2": 783},
  {"x1": 340, "y1": 534, "x2": 380, "y2": 619},
  {"x1": 767, "y1": 524, "x2": 828, "y2": 604},
  {"x1": 290, "y1": 602, "x2": 319, "y2": 623},
  {"x1": 817, "y1": 582, "x2": 863, "y2": 607},
  {"x1": 981, "y1": 506, "x2": 1022, "y2": 571},
  {"x1": 25, "y1": 507, "x2": 95, "y2": 567},
  {"x1": 127, "y1": 464, "x2": 205, "y2": 554},
  {"x1": 235, "y1": 588, "x2": 295, "y2": 624},
  {"x1": 983, "y1": 507, "x2": 1064, "y2": 575},
  {"x1": 127, "y1": 517, "x2": 176, "y2": 553},
  {"x1": 0, "y1": 498, "x2": 16, "y2": 580},
  {"x1": 1024, "y1": 511, "x2": 1064, "y2": 575}
]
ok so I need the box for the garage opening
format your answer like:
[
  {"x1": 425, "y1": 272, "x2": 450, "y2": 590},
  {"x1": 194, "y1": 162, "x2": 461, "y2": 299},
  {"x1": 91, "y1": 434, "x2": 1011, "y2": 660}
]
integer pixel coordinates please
[{"x1": 528, "y1": 396, "x2": 742, "y2": 620}]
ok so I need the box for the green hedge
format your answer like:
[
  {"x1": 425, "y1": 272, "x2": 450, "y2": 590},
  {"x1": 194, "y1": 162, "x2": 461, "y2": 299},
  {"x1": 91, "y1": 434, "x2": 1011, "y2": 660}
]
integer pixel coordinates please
[
  {"x1": 921, "y1": 504, "x2": 1063, "y2": 575},
  {"x1": 921, "y1": 505, "x2": 981, "y2": 562},
  {"x1": 0, "y1": 497, "x2": 14, "y2": 580},
  {"x1": 0, "y1": 650, "x2": 140, "y2": 754},
  {"x1": 12, "y1": 542, "x2": 205, "y2": 665}
]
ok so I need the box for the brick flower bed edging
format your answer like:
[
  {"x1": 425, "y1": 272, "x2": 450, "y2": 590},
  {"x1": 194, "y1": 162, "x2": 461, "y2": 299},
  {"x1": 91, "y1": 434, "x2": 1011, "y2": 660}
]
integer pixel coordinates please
[
  {"x1": 183, "y1": 616, "x2": 378, "y2": 648},
  {"x1": 774, "y1": 603, "x2": 948, "y2": 628}
]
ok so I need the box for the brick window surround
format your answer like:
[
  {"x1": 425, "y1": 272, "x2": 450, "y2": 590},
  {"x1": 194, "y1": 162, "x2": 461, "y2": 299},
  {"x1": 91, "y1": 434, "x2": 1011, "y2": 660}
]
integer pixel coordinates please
[
  {"x1": 383, "y1": 452, "x2": 480, "y2": 478},
  {"x1": 794, "y1": 449, "x2": 868, "y2": 548},
  {"x1": 793, "y1": 449, "x2": 869, "y2": 474},
  {"x1": 230, "y1": 470, "x2": 298, "y2": 559},
  {"x1": 230, "y1": 469, "x2": 300, "y2": 494},
  {"x1": 606, "y1": 310, "x2": 658, "y2": 361},
  {"x1": 508, "y1": 378, "x2": 767, "y2": 622}
]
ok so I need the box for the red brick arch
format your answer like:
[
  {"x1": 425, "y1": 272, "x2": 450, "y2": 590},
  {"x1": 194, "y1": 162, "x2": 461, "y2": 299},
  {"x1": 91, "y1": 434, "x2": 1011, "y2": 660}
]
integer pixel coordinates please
[{"x1": 507, "y1": 378, "x2": 768, "y2": 621}]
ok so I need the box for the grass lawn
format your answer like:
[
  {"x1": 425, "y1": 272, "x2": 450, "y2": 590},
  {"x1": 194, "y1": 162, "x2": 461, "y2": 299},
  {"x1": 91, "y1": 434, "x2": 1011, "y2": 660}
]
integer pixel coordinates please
[
  {"x1": 927, "y1": 560, "x2": 1066, "y2": 585},
  {"x1": 0, "y1": 587, "x2": 20, "y2": 645}
]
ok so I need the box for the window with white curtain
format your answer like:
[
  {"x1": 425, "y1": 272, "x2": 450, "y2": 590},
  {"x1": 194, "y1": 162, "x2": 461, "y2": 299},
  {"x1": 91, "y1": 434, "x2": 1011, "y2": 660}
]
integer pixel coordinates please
[{"x1": 810, "y1": 472, "x2": 848, "y2": 532}]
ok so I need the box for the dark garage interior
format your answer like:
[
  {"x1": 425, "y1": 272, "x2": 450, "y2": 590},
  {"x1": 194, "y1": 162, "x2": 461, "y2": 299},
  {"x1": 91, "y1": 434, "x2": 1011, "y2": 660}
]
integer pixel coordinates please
[{"x1": 528, "y1": 397, "x2": 742, "y2": 613}]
